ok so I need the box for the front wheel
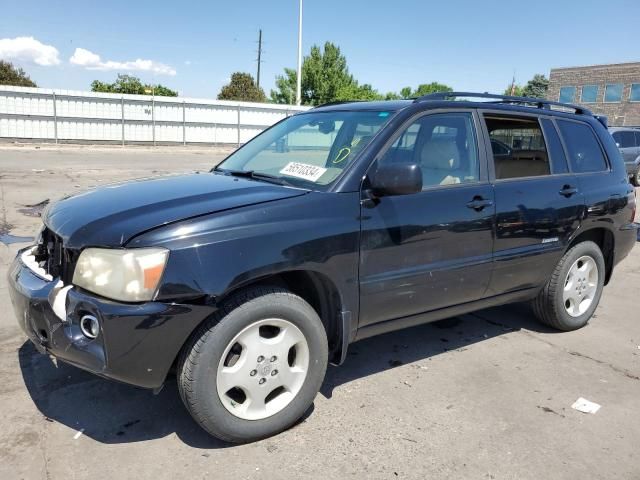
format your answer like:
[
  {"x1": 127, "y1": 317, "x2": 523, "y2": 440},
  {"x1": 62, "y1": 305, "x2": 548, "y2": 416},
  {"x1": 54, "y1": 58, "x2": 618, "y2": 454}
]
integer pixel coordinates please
[
  {"x1": 532, "y1": 241, "x2": 605, "y2": 331},
  {"x1": 178, "y1": 286, "x2": 328, "y2": 443},
  {"x1": 632, "y1": 168, "x2": 640, "y2": 187}
]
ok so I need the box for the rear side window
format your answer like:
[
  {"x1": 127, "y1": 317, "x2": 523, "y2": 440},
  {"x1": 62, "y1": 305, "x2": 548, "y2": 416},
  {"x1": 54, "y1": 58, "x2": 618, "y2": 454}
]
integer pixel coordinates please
[
  {"x1": 557, "y1": 120, "x2": 608, "y2": 173},
  {"x1": 484, "y1": 115, "x2": 551, "y2": 179}
]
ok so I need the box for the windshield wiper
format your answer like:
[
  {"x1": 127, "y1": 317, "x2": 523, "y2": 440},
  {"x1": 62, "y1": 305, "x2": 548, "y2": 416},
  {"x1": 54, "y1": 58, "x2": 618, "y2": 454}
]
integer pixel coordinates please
[{"x1": 217, "y1": 169, "x2": 293, "y2": 187}]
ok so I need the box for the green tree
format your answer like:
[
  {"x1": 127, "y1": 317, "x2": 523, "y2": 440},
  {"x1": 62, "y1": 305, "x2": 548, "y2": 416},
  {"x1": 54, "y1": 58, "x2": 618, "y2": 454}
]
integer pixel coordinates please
[
  {"x1": 90, "y1": 74, "x2": 177, "y2": 96},
  {"x1": 503, "y1": 84, "x2": 525, "y2": 96},
  {"x1": 0, "y1": 61, "x2": 37, "y2": 87},
  {"x1": 411, "y1": 82, "x2": 453, "y2": 97},
  {"x1": 400, "y1": 86, "x2": 413, "y2": 99},
  {"x1": 522, "y1": 74, "x2": 549, "y2": 98},
  {"x1": 271, "y1": 42, "x2": 383, "y2": 105},
  {"x1": 271, "y1": 68, "x2": 297, "y2": 104},
  {"x1": 153, "y1": 84, "x2": 179, "y2": 97},
  {"x1": 386, "y1": 83, "x2": 453, "y2": 100},
  {"x1": 218, "y1": 72, "x2": 266, "y2": 102},
  {"x1": 301, "y1": 42, "x2": 358, "y2": 105},
  {"x1": 335, "y1": 83, "x2": 384, "y2": 102}
]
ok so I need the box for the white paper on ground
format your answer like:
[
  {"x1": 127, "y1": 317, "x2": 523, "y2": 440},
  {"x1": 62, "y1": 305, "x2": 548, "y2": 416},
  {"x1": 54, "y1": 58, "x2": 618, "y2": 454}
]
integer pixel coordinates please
[{"x1": 571, "y1": 397, "x2": 601, "y2": 414}]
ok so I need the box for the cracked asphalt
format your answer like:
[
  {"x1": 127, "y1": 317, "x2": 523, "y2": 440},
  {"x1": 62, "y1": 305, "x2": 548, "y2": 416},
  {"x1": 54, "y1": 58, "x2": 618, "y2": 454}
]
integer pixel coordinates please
[{"x1": 1, "y1": 144, "x2": 639, "y2": 480}]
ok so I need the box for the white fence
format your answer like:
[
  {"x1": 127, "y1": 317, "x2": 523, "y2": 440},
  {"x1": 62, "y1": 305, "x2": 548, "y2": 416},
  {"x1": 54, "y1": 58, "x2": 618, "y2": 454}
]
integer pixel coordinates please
[{"x1": 0, "y1": 86, "x2": 310, "y2": 145}]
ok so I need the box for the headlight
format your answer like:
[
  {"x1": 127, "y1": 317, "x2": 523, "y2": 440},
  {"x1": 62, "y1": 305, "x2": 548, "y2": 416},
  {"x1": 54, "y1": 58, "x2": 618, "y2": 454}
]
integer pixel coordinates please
[{"x1": 72, "y1": 248, "x2": 169, "y2": 302}]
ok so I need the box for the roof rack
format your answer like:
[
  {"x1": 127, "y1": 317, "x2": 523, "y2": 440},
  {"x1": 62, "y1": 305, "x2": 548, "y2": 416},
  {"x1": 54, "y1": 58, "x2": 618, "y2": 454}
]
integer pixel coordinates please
[{"x1": 414, "y1": 92, "x2": 593, "y2": 116}]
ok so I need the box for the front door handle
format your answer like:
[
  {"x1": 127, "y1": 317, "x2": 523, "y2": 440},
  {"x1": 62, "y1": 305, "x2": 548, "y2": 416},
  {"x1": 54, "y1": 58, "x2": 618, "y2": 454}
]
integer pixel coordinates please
[
  {"x1": 559, "y1": 185, "x2": 579, "y2": 197},
  {"x1": 466, "y1": 196, "x2": 493, "y2": 211}
]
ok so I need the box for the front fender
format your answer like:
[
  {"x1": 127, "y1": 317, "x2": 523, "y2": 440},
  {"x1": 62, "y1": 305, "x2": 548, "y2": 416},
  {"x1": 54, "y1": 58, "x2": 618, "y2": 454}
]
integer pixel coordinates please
[{"x1": 128, "y1": 191, "x2": 362, "y2": 320}]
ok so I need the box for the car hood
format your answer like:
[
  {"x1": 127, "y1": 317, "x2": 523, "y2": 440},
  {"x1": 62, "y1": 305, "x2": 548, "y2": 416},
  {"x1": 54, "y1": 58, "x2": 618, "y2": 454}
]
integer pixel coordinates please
[{"x1": 44, "y1": 172, "x2": 308, "y2": 248}]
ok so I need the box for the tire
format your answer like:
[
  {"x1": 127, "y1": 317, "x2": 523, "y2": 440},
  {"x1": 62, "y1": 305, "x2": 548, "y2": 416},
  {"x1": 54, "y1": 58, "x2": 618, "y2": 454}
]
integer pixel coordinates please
[
  {"x1": 632, "y1": 169, "x2": 640, "y2": 187},
  {"x1": 177, "y1": 286, "x2": 328, "y2": 443},
  {"x1": 532, "y1": 241, "x2": 605, "y2": 331}
]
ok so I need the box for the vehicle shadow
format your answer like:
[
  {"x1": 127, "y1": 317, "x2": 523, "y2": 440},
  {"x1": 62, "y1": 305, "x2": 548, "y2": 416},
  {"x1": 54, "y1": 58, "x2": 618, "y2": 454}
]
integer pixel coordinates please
[
  {"x1": 18, "y1": 302, "x2": 552, "y2": 448},
  {"x1": 18, "y1": 341, "x2": 230, "y2": 449},
  {"x1": 320, "y1": 302, "x2": 556, "y2": 398}
]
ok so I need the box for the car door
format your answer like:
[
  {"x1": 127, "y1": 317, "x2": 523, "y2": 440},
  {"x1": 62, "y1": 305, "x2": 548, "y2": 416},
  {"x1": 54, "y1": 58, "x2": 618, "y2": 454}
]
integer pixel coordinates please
[
  {"x1": 358, "y1": 110, "x2": 495, "y2": 327},
  {"x1": 481, "y1": 112, "x2": 585, "y2": 296}
]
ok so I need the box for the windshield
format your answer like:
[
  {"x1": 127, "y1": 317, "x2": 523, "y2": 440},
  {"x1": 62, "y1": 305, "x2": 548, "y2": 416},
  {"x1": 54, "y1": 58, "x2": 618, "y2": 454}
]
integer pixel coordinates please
[{"x1": 215, "y1": 110, "x2": 393, "y2": 190}]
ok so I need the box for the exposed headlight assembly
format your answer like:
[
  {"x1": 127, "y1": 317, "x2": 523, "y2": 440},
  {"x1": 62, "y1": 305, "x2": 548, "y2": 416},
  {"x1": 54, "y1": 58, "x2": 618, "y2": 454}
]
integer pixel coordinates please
[{"x1": 72, "y1": 248, "x2": 169, "y2": 302}]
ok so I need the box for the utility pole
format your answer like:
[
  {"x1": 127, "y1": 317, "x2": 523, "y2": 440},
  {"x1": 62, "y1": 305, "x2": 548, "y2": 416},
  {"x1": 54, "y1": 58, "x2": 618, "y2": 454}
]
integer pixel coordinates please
[
  {"x1": 296, "y1": 0, "x2": 303, "y2": 106},
  {"x1": 256, "y1": 29, "x2": 263, "y2": 88}
]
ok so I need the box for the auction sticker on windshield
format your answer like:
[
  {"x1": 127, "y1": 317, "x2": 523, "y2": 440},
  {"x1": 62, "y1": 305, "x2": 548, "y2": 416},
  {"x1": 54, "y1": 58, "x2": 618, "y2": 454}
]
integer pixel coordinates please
[{"x1": 280, "y1": 162, "x2": 327, "y2": 182}]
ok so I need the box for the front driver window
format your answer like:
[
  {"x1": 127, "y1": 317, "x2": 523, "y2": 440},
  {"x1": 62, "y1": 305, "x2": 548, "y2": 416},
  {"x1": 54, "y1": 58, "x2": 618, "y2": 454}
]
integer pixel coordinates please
[{"x1": 380, "y1": 112, "x2": 479, "y2": 188}]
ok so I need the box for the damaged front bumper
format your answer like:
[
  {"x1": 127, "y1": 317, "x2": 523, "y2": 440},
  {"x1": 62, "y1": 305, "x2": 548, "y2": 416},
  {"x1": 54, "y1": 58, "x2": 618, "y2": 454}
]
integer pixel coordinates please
[{"x1": 8, "y1": 246, "x2": 212, "y2": 389}]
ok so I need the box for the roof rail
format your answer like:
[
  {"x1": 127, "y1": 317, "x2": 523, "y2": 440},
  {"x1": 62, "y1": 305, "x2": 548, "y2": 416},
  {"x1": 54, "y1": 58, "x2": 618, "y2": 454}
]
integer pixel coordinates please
[{"x1": 414, "y1": 91, "x2": 593, "y2": 116}]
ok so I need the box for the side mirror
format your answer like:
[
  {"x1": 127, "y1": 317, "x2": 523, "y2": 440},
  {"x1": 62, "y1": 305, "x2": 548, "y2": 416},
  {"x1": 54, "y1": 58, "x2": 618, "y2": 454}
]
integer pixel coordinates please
[{"x1": 370, "y1": 163, "x2": 422, "y2": 196}]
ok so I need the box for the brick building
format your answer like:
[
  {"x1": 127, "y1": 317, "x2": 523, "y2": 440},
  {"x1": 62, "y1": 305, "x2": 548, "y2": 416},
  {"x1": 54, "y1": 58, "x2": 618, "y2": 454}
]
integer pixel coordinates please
[{"x1": 547, "y1": 62, "x2": 640, "y2": 126}]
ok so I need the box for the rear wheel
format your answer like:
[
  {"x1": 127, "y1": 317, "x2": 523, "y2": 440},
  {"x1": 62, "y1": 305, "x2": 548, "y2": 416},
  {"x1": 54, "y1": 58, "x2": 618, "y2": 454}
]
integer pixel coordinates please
[
  {"x1": 532, "y1": 241, "x2": 605, "y2": 331},
  {"x1": 178, "y1": 286, "x2": 328, "y2": 443},
  {"x1": 633, "y1": 168, "x2": 640, "y2": 187}
]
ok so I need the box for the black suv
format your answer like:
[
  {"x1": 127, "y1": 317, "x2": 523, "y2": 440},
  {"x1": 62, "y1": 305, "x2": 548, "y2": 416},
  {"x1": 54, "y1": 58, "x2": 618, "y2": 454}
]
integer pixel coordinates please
[{"x1": 8, "y1": 92, "x2": 638, "y2": 443}]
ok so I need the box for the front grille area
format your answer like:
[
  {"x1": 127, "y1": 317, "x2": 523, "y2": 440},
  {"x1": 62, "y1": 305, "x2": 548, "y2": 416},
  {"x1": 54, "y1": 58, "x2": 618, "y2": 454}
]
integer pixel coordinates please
[{"x1": 33, "y1": 228, "x2": 78, "y2": 283}]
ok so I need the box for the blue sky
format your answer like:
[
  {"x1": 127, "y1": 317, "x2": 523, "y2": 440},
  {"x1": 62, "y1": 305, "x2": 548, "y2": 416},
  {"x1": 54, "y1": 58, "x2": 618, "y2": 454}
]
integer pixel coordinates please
[{"x1": 1, "y1": 0, "x2": 639, "y2": 100}]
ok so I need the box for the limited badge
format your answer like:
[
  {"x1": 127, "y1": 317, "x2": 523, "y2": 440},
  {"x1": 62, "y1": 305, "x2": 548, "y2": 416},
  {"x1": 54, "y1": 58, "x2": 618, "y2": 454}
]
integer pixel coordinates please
[{"x1": 280, "y1": 162, "x2": 327, "y2": 182}]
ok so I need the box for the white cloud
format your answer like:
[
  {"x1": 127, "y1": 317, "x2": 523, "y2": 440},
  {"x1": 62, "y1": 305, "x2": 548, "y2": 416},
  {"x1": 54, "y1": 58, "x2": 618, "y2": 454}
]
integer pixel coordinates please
[
  {"x1": 184, "y1": 60, "x2": 192, "y2": 66},
  {"x1": 70, "y1": 48, "x2": 176, "y2": 76},
  {"x1": 0, "y1": 36, "x2": 60, "y2": 66}
]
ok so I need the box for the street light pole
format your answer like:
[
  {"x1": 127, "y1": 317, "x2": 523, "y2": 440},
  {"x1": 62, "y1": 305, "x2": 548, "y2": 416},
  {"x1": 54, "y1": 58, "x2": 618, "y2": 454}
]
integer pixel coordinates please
[{"x1": 296, "y1": 0, "x2": 303, "y2": 106}]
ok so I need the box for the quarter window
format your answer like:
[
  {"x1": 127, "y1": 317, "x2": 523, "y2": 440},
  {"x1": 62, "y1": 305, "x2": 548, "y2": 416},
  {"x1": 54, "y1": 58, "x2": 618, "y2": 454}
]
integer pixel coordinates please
[
  {"x1": 559, "y1": 86, "x2": 576, "y2": 103},
  {"x1": 630, "y1": 84, "x2": 640, "y2": 102},
  {"x1": 581, "y1": 85, "x2": 598, "y2": 103},
  {"x1": 380, "y1": 113, "x2": 479, "y2": 188},
  {"x1": 485, "y1": 115, "x2": 551, "y2": 179},
  {"x1": 557, "y1": 120, "x2": 608, "y2": 173},
  {"x1": 604, "y1": 84, "x2": 623, "y2": 102}
]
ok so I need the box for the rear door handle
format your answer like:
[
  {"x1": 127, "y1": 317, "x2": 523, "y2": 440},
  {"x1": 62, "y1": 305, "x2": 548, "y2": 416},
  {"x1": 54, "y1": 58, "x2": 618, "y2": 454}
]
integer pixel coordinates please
[
  {"x1": 559, "y1": 185, "x2": 578, "y2": 197},
  {"x1": 466, "y1": 196, "x2": 493, "y2": 211}
]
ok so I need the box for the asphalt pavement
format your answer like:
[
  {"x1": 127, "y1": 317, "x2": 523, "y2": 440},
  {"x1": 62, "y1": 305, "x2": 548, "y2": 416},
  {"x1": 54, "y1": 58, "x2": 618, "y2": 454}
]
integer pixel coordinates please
[{"x1": 1, "y1": 144, "x2": 639, "y2": 480}]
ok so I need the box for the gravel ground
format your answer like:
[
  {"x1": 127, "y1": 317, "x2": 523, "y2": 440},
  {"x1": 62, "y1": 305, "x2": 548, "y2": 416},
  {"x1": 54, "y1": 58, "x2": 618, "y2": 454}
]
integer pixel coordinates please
[{"x1": 1, "y1": 144, "x2": 639, "y2": 480}]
